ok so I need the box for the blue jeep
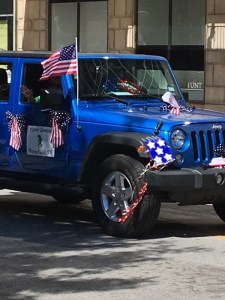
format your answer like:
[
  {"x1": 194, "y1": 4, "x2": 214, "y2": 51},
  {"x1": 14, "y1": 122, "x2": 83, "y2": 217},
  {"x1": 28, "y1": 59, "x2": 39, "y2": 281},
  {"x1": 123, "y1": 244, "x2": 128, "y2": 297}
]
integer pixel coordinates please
[{"x1": 1, "y1": 51, "x2": 225, "y2": 237}]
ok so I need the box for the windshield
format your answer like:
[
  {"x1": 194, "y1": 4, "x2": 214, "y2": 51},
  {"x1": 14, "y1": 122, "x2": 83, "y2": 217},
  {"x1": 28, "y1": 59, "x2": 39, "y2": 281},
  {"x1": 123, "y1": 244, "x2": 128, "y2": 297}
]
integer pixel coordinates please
[{"x1": 76, "y1": 58, "x2": 181, "y2": 100}]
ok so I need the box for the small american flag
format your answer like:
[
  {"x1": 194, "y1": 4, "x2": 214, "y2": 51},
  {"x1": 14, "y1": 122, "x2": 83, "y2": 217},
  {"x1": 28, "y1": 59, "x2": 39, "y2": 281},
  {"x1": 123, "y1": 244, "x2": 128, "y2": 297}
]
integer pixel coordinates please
[
  {"x1": 40, "y1": 43, "x2": 77, "y2": 80},
  {"x1": 50, "y1": 115, "x2": 64, "y2": 148},
  {"x1": 10, "y1": 118, "x2": 22, "y2": 151}
]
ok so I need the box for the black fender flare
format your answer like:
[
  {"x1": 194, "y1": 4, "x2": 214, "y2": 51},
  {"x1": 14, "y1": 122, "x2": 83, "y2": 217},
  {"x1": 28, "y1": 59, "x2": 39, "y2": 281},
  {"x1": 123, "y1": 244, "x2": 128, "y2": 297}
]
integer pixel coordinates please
[{"x1": 78, "y1": 131, "x2": 158, "y2": 183}]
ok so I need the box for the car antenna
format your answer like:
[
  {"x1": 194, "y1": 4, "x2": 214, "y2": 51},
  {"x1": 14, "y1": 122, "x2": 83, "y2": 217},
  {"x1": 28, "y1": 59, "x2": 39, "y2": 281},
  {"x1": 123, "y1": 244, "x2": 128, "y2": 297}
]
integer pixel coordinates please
[{"x1": 154, "y1": 121, "x2": 163, "y2": 135}]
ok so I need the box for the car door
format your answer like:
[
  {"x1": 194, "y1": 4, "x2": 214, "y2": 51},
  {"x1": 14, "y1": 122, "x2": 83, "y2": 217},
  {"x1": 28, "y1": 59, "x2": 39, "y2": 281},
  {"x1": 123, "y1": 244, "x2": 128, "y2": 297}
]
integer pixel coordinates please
[
  {"x1": 0, "y1": 58, "x2": 15, "y2": 166},
  {"x1": 14, "y1": 59, "x2": 72, "y2": 178}
]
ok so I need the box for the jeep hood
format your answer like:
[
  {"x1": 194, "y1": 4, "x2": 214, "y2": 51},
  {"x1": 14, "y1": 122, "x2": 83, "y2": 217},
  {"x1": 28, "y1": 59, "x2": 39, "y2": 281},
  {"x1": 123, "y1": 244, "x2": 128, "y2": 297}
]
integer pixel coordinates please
[{"x1": 81, "y1": 104, "x2": 225, "y2": 129}]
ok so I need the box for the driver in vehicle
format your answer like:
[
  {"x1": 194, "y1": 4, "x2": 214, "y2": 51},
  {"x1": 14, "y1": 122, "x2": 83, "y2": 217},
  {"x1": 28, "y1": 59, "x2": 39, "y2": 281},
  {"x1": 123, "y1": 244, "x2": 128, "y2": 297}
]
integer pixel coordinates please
[{"x1": 21, "y1": 77, "x2": 62, "y2": 103}]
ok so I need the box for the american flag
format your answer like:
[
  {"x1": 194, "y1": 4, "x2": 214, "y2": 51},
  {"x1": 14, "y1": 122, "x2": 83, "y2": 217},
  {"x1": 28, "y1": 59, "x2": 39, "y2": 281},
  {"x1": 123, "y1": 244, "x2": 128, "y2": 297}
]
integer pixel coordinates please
[
  {"x1": 215, "y1": 144, "x2": 225, "y2": 157},
  {"x1": 50, "y1": 115, "x2": 64, "y2": 148},
  {"x1": 40, "y1": 44, "x2": 77, "y2": 80},
  {"x1": 9, "y1": 118, "x2": 22, "y2": 151},
  {"x1": 145, "y1": 137, "x2": 175, "y2": 168}
]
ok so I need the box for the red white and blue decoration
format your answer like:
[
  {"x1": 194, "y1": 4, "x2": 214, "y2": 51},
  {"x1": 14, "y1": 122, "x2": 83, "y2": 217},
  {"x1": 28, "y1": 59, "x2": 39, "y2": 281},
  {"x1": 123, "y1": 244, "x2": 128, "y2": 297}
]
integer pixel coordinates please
[
  {"x1": 40, "y1": 43, "x2": 78, "y2": 80},
  {"x1": 215, "y1": 144, "x2": 225, "y2": 158},
  {"x1": 161, "y1": 91, "x2": 195, "y2": 115},
  {"x1": 119, "y1": 136, "x2": 174, "y2": 223},
  {"x1": 160, "y1": 104, "x2": 195, "y2": 114},
  {"x1": 209, "y1": 144, "x2": 225, "y2": 167},
  {"x1": 6, "y1": 111, "x2": 26, "y2": 151},
  {"x1": 144, "y1": 136, "x2": 175, "y2": 167},
  {"x1": 49, "y1": 110, "x2": 70, "y2": 148},
  {"x1": 103, "y1": 78, "x2": 141, "y2": 95}
]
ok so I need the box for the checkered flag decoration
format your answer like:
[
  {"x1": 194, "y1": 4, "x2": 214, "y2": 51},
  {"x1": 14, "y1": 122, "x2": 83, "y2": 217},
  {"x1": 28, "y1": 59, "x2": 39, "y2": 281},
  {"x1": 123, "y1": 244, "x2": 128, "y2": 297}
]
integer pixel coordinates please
[
  {"x1": 215, "y1": 144, "x2": 225, "y2": 158},
  {"x1": 144, "y1": 136, "x2": 175, "y2": 168}
]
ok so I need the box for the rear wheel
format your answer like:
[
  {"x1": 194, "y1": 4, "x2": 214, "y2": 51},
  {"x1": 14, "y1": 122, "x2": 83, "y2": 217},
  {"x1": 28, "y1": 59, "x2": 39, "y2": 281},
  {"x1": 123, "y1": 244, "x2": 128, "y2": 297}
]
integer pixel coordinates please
[
  {"x1": 213, "y1": 202, "x2": 225, "y2": 222},
  {"x1": 92, "y1": 154, "x2": 161, "y2": 237}
]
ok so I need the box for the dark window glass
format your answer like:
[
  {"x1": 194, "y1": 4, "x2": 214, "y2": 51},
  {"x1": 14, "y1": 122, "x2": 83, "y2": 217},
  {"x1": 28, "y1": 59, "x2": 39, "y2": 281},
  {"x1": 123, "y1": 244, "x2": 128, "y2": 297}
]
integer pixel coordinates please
[
  {"x1": 50, "y1": 0, "x2": 107, "y2": 52},
  {"x1": 137, "y1": 0, "x2": 205, "y2": 102},
  {"x1": 0, "y1": 63, "x2": 12, "y2": 102},
  {"x1": 137, "y1": 0, "x2": 205, "y2": 71},
  {"x1": 170, "y1": 46, "x2": 204, "y2": 71},
  {"x1": 21, "y1": 64, "x2": 48, "y2": 103},
  {"x1": 21, "y1": 63, "x2": 64, "y2": 106},
  {"x1": 137, "y1": 45, "x2": 204, "y2": 71},
  {"x1": 0, "y1": 1, "x2": 13, "y2": 14}
]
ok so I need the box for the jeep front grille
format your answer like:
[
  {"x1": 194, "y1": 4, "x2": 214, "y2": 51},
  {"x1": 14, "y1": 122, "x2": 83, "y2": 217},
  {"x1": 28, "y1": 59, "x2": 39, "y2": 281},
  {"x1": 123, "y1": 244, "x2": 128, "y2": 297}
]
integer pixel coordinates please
[{"x1": 191, "y1": 129, "x2": 225, "y2": 162}]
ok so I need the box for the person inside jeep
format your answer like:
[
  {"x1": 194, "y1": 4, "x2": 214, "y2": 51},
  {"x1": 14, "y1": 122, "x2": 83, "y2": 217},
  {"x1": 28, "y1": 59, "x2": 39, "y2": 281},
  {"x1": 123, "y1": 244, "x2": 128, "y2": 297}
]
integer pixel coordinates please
[
  {"x1": 0, "y1": 68, "x2": 9, "y2": 100},
  {"x1": 21, "y1": 77, "x2": 62, "y2": 103}
]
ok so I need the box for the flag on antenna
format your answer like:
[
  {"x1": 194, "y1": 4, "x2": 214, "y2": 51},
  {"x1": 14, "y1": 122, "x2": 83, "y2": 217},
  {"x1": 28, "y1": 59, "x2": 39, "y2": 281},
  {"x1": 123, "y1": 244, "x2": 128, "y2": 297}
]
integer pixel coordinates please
[{"x1": 40, "y1": 44, "x2": 77, "y2": 80}]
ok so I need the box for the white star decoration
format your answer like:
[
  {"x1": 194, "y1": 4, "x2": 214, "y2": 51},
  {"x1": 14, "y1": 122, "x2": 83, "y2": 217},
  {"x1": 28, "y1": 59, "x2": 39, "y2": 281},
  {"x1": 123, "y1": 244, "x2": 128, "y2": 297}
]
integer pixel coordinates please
[
  {"x1": 147, "y1": 141, "x2": 156, "y2": 149},
  {"x1": 154, "y1": 156, "x2": 163, "y2": 164},
  {"x1": 155, "y1": 147, "x2": 164, "y2": 155},
  {"x1": 164, "y1": 153, "x2": 173, "y2": 161},
  {"x1": 157, "y1": 139, "x2": 165, "y2": 147}
]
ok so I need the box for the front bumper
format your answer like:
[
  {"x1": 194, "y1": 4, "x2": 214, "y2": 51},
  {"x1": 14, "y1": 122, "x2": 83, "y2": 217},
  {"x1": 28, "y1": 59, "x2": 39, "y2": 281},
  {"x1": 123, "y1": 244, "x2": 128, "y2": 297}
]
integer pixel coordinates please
[{"x1": 145, "y1": 167, "x2": 225, "y2": 205}]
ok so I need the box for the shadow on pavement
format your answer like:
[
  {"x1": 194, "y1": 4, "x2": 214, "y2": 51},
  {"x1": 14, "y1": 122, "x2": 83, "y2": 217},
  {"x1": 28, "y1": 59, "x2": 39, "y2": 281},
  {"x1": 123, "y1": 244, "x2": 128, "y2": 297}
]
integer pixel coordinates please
[{"x1": 0, "y1": 191, "x2": 224, "y2": 299}]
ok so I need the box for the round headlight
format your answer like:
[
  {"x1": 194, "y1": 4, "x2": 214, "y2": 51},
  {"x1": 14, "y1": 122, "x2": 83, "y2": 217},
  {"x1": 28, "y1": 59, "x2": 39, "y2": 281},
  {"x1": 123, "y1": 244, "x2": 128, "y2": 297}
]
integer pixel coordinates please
[{"x1": 171, "y1": 129, "x2": 186, "y2": 150}]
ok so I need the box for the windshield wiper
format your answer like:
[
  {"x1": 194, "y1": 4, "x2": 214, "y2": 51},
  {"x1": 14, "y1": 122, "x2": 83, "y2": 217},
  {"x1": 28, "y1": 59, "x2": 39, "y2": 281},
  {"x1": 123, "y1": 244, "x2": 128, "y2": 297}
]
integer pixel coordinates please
[
  {"x1": 112, "y1": 97, "x2": 129, "y2": 105},
  {"x1": 103, "y1": 91, "x2": 129, "y2": 105},
  {"x1": 80, "y1": 94, "x2": 110, "y2": 99},
  {"x1": 108, "y1": 95, "x2": 129, "y2": 105}
]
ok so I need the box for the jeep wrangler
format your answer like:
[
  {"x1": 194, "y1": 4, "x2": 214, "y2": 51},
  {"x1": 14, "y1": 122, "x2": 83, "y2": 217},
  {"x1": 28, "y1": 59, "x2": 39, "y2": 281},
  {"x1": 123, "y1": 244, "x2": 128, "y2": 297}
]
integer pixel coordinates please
[{"x1": 1, "y1": 51, "x2": 225, "y2": 237}]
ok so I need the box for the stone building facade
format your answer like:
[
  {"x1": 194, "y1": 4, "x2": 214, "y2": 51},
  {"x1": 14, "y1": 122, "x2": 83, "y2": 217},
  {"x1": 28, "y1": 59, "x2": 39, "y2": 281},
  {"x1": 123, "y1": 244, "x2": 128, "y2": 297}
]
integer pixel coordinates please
[
  {"x1": 3, "y1": 0, "x2": 225, "y2": 110},
  {"x1": 16, "y1": 0, "x2": 136, "y2": 53},
  {"x1": 205, "y1": 0, "x2": 225, "y2": 110},
  {"x1": 17, "y1": 0, "x2": 48, "y2": 51}
]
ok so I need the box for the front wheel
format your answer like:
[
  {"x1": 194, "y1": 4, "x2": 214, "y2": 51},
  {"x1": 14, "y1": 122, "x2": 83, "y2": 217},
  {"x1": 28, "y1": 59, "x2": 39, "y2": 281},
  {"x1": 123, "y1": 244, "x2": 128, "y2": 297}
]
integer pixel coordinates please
[
  {"x1": 213, "y1": 202, "x2": 225, "y2": 222},
  {"x1": 92, "y1": 154, "x2": 161, "y2": 237}
]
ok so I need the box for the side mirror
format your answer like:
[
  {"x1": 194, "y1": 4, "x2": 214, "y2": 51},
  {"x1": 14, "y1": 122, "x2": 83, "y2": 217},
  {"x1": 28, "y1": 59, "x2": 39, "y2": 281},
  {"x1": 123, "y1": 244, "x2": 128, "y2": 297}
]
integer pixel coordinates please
[{"x1": 40, "y1": 88, "x2": 64, "y2": 106}]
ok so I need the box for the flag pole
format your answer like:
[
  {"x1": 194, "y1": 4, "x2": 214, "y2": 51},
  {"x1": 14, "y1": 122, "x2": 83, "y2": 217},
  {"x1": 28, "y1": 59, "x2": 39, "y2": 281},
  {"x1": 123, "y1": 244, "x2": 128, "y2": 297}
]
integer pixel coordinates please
[
  {"x1": 75, "y1": 37, "x2": 81, "y2": 132},
  {"x1": 75, "y1": 37, "x2": 79, "y2": 107}
]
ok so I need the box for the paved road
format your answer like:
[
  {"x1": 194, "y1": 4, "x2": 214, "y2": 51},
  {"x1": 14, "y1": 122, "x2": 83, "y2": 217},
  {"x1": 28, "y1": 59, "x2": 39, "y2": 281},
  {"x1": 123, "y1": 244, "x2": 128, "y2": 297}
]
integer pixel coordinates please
[{"x1": 0, "y1": 189, "x2": 225, "y2": 300}]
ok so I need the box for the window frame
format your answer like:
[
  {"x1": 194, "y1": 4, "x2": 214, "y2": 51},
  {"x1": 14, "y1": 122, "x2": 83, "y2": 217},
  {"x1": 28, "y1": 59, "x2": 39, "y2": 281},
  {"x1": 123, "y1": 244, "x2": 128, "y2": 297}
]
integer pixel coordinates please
[{"x1": 0, "y1": 62, "x2": 12, "y2": 102}]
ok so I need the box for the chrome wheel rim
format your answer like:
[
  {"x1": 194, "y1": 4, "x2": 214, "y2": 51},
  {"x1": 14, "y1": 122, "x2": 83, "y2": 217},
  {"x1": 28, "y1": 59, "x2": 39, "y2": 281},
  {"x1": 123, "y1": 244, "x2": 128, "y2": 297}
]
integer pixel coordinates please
[{"x1": 100, "y1": 171, "x2": 133, "y2": 222}]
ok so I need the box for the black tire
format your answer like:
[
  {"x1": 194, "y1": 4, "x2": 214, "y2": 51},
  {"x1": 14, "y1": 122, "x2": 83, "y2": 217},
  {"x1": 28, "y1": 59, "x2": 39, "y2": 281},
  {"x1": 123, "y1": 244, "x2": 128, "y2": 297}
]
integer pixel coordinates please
[
  {"x1": 92, "y1": 154, "x2": 161, "y2": 238},
  {"x1": 213, "y1": 202, "x2": 225, "y2": 222}
]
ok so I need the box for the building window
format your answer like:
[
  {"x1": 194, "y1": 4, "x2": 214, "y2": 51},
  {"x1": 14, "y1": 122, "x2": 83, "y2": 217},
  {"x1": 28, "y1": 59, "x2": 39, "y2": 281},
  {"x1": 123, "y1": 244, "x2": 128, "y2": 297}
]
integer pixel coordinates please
[
  {"x1": 137, "y1": 0, "x2": 205, "y2": 102},
  {"x1": 50, "y1": 0, "x2": 107, "y2": 53},
  {"x1": 0, "y1": 0, "x2": 14, "y2": 50}
]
